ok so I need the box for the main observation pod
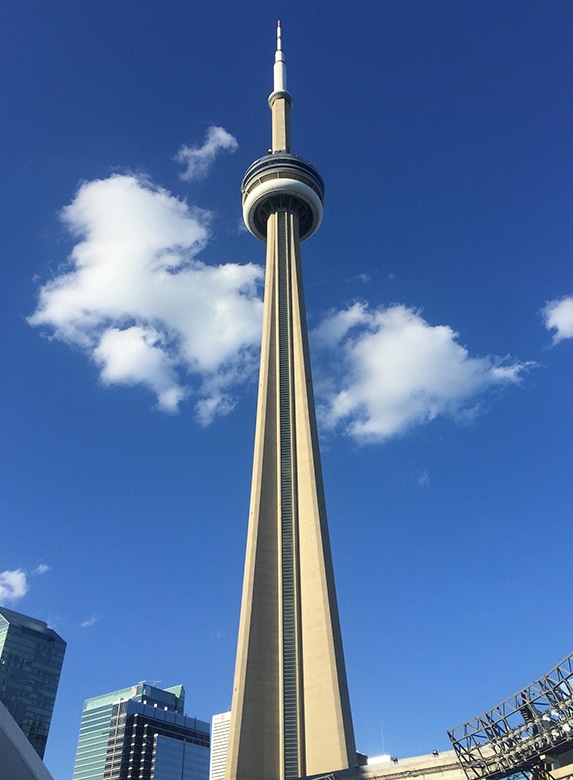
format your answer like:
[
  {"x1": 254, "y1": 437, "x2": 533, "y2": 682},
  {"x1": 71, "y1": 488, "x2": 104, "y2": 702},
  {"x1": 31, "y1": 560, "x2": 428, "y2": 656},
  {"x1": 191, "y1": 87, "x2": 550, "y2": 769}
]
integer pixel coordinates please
[{"x1": 241, "y1": 151, "x2": 324, "y2": 242}]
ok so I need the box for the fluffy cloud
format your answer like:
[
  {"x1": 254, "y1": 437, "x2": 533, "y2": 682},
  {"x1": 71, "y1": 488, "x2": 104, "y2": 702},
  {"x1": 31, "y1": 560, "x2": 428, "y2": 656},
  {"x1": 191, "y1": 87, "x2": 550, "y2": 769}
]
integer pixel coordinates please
[
  {"x1": 542, "y1": 296, "x2": 573, "y2": 344},
  {"x1": 29, "y1": 173, "x2": 263, "y2": 420},
  {"x1": 0, "y1": 569, "x2": 28, "y2": 603},
  {"x1": 176, "y1": 126, "x2": 238, "y2": 182},
  {"x1": 314, "y1": 303, "x2": 531, "y2": 443}
]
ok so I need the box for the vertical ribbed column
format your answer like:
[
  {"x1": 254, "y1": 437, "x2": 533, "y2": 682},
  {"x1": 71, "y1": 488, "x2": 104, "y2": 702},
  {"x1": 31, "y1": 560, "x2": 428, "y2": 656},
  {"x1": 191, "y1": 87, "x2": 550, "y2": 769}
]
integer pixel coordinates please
[
  {"x1": 276, "y1": 211, "x2": 305, "y2": 779},
  {"x1": 277, "y1": 211, "x2": 297, "y2": 777}
]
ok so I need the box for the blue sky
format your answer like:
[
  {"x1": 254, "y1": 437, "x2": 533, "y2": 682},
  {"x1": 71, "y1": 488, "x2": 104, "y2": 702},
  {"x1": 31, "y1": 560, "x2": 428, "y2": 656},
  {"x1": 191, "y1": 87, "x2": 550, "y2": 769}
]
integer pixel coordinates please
[{"x1": 2, "y1": 1, "x2": 573, "y2": 776}]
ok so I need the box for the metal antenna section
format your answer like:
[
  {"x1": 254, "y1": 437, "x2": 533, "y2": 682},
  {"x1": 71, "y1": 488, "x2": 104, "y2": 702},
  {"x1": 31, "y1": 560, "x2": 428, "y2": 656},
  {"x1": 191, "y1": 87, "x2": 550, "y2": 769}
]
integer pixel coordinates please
[
  {"x1": 448, "y1": 650, "x2": 573, "y2": 780},
  {"x1": 274, "y1": 20, "x2": 287, "y2": 93}
]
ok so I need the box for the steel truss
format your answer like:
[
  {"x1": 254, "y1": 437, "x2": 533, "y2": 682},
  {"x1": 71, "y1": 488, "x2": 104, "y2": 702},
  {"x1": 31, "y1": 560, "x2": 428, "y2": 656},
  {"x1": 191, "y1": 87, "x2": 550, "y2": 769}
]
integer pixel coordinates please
[{"x1": 448, "y1": 650, "x2": 573, "y2": 780}]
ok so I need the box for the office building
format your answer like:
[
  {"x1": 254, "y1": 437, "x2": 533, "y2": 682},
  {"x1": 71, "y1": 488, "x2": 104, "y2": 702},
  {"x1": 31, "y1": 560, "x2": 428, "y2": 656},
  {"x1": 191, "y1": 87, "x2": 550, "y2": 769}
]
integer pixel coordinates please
[
  {"x1": 209, "y1": 712, "x2": 231, "y2": 780},
  {"x1": 0, "y1": 605, "x2": 66, "y2": 759},
  {"x1": 225, "y1": 23, "x2": 356, "y2": 780},
  {"x1": 72, "y1": 682, "x2": 209, "y2": 780}
]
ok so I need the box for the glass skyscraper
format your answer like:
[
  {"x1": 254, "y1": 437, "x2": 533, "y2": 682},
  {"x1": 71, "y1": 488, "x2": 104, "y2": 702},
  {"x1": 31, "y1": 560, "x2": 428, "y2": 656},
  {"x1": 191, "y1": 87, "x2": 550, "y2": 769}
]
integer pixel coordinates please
[
  {"x1": 72, "y1": 682, "x2": 210, "y2": 780},
  {"x1": 0, "y1": 605, "x2": 66, "y2": 759}
]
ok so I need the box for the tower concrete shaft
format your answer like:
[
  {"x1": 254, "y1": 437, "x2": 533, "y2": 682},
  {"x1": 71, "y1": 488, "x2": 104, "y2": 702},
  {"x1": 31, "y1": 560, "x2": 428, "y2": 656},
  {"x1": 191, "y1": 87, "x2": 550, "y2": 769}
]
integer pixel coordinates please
[{"x1": 225, "y1": 24, "x2": 356, "y2": 780}]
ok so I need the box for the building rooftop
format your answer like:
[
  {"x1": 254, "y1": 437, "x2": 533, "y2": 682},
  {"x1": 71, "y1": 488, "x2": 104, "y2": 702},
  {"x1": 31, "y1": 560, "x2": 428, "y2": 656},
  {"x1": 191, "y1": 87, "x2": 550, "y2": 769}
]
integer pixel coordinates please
[{"x1": 0, "y1": 606, "x2": 65, "y2": 644}]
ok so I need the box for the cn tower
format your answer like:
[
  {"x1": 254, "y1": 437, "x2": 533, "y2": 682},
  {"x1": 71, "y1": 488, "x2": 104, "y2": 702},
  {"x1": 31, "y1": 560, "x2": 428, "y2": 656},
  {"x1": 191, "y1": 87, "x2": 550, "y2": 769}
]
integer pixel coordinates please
[{"x1": 225, "y1": 23, "x2": 357, "y2": 780}]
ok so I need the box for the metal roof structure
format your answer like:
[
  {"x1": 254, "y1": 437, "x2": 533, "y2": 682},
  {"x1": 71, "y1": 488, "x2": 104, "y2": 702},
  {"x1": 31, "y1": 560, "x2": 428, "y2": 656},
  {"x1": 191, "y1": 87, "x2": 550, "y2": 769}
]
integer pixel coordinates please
[{"x1": 448, "y1": 651, "x2": 573, "y2": 780}]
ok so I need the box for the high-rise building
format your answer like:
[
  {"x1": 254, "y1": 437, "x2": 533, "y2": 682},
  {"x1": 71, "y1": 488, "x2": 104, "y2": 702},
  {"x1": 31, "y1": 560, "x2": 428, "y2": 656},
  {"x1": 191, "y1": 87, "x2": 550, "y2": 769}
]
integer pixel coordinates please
[
  {"x1": 72, "y1": 683, "x2": 210, "y2": 780},
  {"x1": 209, "y1": 712, "x2": 231, "y2": 780},
  {"x1": 225, "y1": 23, "x2": 356, "y2": 780},
  {"x1": 0, "y1": 605, "x2": 66, "y2": 759}
]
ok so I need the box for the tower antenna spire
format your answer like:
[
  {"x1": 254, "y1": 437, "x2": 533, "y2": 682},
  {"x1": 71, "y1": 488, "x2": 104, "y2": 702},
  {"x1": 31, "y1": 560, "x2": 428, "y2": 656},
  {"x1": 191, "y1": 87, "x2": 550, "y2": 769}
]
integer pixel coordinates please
[
  {"x1": 268, "y1": 21, "x2": 292, "y2": 152},
  {"x1": 273, "y1": 19, "x2": 287, "y2": 94}
]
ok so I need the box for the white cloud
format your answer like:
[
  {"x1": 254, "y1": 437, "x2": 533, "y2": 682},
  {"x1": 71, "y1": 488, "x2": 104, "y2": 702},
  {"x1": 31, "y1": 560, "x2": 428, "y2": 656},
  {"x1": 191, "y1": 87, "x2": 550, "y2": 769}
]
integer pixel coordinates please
[
  {"x1": 542, "y1": 295, "x2": 573, "y2": 344},
  {"x1": 32, "y1": 564, "x2": 50, "y2": 575},
  {"x1": 315, "y1": 303, "x2": 532, "y2": 443},
  {"x1": 81, "y1": 616, "x2": 98, "y2": 628},
  {"x1": 29, "y1": 173, "x2": 264, "y2": 422},
  {"x1": 176, "y1": 126, "x2": 238, "y2": 182},
  {"x1": 0, "y1": 569, "x2": 28, "y2": 603}
]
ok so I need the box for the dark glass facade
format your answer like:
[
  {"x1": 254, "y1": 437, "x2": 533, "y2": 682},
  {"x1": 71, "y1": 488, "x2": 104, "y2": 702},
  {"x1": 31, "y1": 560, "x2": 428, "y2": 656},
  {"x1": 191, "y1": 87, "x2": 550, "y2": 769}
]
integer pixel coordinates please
[
  {"x1": 73, "y1": 683, "x2": 210, "y2": 780},
  {"x1": 0, "y1": 605, "x2": 66, "y2": 758}
]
